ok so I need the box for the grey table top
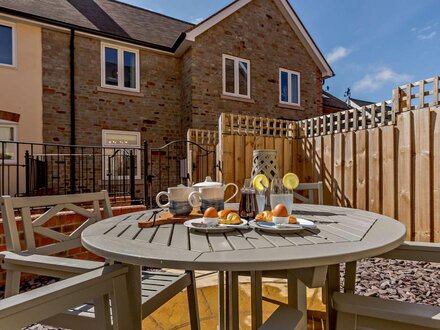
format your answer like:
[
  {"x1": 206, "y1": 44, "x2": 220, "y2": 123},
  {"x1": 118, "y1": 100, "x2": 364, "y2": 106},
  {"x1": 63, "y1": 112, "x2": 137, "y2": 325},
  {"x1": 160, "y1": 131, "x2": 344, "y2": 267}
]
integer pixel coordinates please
[{"x1": 81, "y1": 204, "x2": 406, "y2": 271}]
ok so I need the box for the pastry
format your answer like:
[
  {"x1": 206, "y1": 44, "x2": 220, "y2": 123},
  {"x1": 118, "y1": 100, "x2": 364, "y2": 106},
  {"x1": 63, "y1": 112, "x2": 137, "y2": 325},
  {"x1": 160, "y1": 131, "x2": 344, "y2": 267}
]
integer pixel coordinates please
[
  {"x1": 255, "y1": 210, "x2": 273, "y2": 222},
  {"x1": 219, "y1": 212, "x2": 241, "y2": 225},
  {"x1": 218, "y1": 209, "x2": 233, "y2": 219},
  {"x1": 289, "y1": 215, "x2": 298, "y2": 224}
]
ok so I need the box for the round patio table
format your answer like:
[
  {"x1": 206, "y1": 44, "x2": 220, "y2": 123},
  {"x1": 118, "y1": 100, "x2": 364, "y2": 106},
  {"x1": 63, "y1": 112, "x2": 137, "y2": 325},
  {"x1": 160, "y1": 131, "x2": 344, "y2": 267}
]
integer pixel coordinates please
[{"x1": 81, "y1": 204, "x2": 406, "y2": 329}]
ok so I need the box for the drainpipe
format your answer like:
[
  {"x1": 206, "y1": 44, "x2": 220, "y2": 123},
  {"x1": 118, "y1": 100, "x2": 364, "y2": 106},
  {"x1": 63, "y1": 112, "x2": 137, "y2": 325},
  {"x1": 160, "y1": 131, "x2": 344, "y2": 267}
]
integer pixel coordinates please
[{"x1": 69, "y1": 28, "x2": 76, "y2": 194}]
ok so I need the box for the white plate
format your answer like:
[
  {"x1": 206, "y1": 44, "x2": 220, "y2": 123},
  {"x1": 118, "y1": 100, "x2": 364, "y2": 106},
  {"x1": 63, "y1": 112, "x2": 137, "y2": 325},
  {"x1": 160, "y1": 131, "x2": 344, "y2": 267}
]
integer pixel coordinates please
[
  {"x1": 249, "y1": 218, "x2": 316, "y2": 233},
  {"x1": 184, "y1": 218, "x2": 248, "y2": 233}
]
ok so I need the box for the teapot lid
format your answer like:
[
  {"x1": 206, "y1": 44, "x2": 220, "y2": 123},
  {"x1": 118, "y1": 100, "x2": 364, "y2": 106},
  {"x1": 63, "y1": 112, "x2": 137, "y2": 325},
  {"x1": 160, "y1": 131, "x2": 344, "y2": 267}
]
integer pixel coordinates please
[{"x1": 193, "y1": 176, "x2": 223, "y2": 187}]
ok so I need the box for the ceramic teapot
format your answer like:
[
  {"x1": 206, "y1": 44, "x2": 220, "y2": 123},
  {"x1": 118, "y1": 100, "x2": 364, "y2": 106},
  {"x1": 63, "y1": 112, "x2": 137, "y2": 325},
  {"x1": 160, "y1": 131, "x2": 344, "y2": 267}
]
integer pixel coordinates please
[{"x1": 191, "y1": 176, "x2": 239, "y2": 203}]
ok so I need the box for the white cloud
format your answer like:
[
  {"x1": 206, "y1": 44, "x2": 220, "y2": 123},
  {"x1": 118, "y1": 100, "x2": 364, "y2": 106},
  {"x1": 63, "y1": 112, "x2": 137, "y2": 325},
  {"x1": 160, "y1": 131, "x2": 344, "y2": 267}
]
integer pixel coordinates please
[
  {"x1": 411, "y1": 24, "x2": 438, "y2": 40},
  {"x1": 353, "y1": 67, "x2": 412, "y2": 93},
  {"x1": 418, "y1": 31, "x2": 437, "y2": 40},
  {"x1": 326, "y1": 46, "x2": 351, "y2": 64}
]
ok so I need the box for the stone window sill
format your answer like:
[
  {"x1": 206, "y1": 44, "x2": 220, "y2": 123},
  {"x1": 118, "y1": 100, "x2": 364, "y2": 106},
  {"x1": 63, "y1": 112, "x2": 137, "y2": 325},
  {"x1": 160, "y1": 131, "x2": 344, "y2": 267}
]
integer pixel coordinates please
[
  {"x1": 97, "y1": 86, "x2": 144, "y2": 98},
  {"x1": 277, "y1": 103, "x2": 304, "y2": 110},
  {"x1": 221, "y1": 94, "x2": 255, "y2": 103}
]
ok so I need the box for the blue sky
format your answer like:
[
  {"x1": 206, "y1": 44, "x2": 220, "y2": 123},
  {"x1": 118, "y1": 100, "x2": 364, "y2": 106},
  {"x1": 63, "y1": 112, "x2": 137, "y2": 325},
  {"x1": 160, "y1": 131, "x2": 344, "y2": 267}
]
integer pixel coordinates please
[{"x1": 121, "y1": 0, "x2": 440, "y2": 102}]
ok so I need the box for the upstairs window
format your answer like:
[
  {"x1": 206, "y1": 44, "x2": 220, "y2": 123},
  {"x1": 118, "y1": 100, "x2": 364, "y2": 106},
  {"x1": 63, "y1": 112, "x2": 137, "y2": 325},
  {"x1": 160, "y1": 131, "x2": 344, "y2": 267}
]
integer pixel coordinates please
[
  {"x1": 280, "y1": 69, "x2": 300, "y2": 106},
  {"x1": 222, "y1": 54, "x2": 250, "y2": 98},
  {"x1": 0, "y1": 21, "x2": 16, "y2": 67},
  {"x1": 101, "y1": 43, "x2": 139, "y2": 92}
]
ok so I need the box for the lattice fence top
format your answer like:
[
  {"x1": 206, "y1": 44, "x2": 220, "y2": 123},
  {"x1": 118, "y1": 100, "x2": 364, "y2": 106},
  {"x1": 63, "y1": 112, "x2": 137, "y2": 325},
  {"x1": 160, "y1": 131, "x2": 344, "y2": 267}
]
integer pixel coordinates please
[
  {"x1": 187, "y1": 129, "x2": 219, "y2": 145},
  {"x1": 220, "y1": 113, "x2": 297, "y2": 138}
]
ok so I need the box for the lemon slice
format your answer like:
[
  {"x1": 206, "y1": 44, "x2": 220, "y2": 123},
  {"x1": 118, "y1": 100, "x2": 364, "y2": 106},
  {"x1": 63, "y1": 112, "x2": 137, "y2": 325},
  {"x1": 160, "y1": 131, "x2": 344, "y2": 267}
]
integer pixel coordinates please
[
  {"x1": 283, "y1": 173, "x2": 299, "y2": 190},
  {"x1": 252, "y1": 174, "x2": 269, "y2": 192}
]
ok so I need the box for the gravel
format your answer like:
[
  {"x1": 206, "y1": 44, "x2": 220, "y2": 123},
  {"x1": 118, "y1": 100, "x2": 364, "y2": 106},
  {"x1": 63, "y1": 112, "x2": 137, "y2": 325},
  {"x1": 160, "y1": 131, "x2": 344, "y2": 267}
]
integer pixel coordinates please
[{"x1": 0, "y1": 258, "x2": 438, "y2": 329}]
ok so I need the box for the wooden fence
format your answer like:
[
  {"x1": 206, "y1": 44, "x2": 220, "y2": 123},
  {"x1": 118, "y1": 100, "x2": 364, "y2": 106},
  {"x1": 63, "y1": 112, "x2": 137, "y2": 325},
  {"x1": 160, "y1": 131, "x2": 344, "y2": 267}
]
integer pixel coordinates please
[{"x1": 218, "y1": 74, "x2": 440, "y2": 242}]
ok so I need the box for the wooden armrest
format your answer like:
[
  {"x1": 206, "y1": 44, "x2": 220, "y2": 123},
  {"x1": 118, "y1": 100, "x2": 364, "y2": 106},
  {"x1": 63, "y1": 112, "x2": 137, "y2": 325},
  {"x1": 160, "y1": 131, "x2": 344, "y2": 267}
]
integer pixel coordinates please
[
  {"x1": 378, "y1": 241, "x2": 440, "y2": 262},
  {"x1": 332, "y1": 292, "x2": 440, "y2": 329},
  {"x1": 0, "y1": 251, "x2": 105, "y2": 278},
  {"x1": 0, "y1": 264, "x2": 127, "y2": 328}
]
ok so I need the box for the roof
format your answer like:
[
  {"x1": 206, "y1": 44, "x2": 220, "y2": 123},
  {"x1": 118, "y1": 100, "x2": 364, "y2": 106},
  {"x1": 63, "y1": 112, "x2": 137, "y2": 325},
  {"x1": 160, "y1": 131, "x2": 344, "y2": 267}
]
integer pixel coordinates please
[
  {"x1": 323, "y1": 91, "x2": 349, "y2": 110},
  {"x1": 0, "y1": 0, "x2": 193, "y2": 50},
  {"x1": 0, "y1": 0, "x2": 334, "y2": 74},
  {"x1": 349, "y1": 97, "x2": 376, "y2": 108}
]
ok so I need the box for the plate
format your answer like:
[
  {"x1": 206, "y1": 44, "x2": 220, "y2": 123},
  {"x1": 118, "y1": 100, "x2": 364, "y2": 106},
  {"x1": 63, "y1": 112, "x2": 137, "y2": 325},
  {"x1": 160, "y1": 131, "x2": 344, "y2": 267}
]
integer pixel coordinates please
[
  {"x1": 249, "y1": 218, "x2": 316, "y2": 233},
  {"x1": 184, "y1": 218, "x2": 248, "y2": 233}
]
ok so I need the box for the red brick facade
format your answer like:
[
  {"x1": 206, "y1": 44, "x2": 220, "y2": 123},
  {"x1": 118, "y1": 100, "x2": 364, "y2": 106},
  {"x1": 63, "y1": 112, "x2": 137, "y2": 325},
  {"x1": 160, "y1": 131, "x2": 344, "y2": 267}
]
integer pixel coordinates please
[{"x1": 42, "y1": 0, "x2": 325, "y2": 145}]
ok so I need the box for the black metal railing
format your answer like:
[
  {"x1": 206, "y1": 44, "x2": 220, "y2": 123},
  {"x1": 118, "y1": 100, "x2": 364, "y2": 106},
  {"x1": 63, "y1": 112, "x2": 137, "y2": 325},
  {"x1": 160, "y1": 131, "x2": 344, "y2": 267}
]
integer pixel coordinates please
[{"x1": 0, "y1": 139, "x2": 216, "y2": 207}]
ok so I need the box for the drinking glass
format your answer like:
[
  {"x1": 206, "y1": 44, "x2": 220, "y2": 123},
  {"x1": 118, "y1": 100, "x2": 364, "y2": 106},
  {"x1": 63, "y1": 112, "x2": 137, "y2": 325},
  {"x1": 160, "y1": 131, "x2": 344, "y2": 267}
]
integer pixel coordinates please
[{"x1": 270, "y1": 177, "x2": 293, "y2": 214}]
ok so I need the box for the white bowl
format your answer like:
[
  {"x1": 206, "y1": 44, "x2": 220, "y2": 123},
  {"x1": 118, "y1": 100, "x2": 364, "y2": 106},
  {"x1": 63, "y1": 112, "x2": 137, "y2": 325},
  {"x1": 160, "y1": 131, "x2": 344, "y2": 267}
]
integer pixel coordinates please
[
  {"x1": 203, "y1": 217, "x2": 219, "y2": 227},
  {"x1": 273, "y1": 216, "x2": 289, "y2": 226}
]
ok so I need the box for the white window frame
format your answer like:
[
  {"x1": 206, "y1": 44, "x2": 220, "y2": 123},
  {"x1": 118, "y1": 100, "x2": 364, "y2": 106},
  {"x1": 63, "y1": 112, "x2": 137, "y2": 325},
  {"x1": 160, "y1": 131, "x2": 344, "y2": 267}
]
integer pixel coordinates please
[
  {"x1": 102, "y1": 130, "x2": 141, "y2": 180},
  {"x1": 100, "y1": 42, "x2": 140, "y2": 92},
  {"x1": 0, "y1": 20, "x2": 17, "y2": 68},
  {"x1": 279, "y1": 68, "x2": 301, "y2": 106},
  {"x1": 0, "y1": 120, "x2": 18, "y2": 164},
  {"x1": 222, "y1": 54, "x2": 251, "y2": 99}
]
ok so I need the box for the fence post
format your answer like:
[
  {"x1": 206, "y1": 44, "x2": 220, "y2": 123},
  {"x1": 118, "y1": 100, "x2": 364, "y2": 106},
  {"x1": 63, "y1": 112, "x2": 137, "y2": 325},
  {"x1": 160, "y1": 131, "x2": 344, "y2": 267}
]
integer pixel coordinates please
[
  {"x1": 25, "y1": 150, "x2": 31, "y2": 196},
  {"x1": 143, "y1": 141, "x2": 148, "y2": 207},
  {"x1": 129, "y1": 150, "x2": 135, "y2": 204}
]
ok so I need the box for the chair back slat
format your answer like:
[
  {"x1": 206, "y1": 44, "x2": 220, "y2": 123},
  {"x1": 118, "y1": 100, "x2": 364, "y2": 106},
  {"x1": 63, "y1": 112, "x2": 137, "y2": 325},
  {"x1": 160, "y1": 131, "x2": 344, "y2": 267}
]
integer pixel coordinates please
[
  {"x1": 1, "y1": 191, "x2": 113, "y2": 255},
  {"x1": 294, "y1": 182, "x2": 324, "y2": 205},
  {"x1": 21, "y1": 207, "x2": 36, "y2": 252}
]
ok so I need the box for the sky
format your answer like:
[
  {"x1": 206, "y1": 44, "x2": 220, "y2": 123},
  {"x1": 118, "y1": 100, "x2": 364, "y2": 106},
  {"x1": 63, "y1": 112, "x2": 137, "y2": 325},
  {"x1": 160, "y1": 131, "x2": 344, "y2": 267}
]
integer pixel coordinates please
[{"x1": 121, "y1": 0, "x2": 440, "y2": 102}]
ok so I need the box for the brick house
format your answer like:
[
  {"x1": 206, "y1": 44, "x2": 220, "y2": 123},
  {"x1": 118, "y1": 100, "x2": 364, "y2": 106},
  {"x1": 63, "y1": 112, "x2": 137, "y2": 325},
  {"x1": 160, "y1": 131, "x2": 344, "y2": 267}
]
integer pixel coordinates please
[{"x1": 0, "y1": 0, "x2": 333, "y2": 150}]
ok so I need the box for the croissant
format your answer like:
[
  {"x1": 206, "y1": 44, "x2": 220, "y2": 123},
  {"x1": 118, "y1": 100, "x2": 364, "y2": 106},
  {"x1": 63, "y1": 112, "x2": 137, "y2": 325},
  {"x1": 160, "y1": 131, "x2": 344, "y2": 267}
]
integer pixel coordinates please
[
  {"x1": 289, "y1": 216, "x2": 298, "y2": 224},
  {"x1": 255, "y1": 211, "x2": 273, "y2": 222},
  {"x1": 219, "y1": 212, "x2": 241, "y2": 225}
]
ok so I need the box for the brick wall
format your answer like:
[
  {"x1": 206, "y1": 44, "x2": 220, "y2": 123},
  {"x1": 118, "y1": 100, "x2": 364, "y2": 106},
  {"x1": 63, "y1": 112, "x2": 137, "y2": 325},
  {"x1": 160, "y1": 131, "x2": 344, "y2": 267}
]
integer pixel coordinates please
[
  {"x1": 42, "y1": 30, "x2": 185, "y2": 147},
  {"x1": 0, "y1": 205, "x2": 146, "y2": 288},
  {"x1": 187, "y1": 0, "x2": 324, "y2": 130}
]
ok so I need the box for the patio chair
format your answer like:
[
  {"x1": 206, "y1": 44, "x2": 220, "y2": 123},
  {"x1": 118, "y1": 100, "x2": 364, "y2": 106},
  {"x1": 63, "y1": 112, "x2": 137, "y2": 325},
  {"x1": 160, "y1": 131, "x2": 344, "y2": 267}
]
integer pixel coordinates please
[
  {"x1": 0, "y1": 192, "x2": 200, "y2": 329},
  {"x1": 0, "y1": 264, "x2": 132, "y2": 330},
  {"x1": 333, "y1": 241, "x2": 440, "y2": 330}
]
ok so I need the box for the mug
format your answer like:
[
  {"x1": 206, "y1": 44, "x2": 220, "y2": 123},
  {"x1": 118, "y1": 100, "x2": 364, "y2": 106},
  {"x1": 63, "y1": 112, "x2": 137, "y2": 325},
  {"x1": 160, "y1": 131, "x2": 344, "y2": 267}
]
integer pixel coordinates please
[
  {"x1": 156, "y1": 187, "x2": 194, "y2": 215},
  {"x1": 188, "y1": 183, "x2": 239, "y2": 213}
]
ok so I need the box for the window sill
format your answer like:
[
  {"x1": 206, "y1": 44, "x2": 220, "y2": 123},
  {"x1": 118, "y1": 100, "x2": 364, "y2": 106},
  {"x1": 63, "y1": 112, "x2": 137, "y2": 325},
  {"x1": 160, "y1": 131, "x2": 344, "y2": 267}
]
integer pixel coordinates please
[
  {"x1": 277, "y1": 103, "x2": 303, "y2": 110},
  {"x1": 221, "y1": 94, "x2": 255, "y2": 103},
  {"x1": 97, "y1": 86, "x2": 144, "y2": 98}
]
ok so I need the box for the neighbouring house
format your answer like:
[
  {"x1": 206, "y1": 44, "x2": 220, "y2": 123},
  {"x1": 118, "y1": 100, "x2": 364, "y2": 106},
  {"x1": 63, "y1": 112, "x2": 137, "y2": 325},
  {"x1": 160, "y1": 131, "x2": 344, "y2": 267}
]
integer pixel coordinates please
[
  {"x1": 0, "y1": 0, "x2": 334, "y2": 195},
  {"x1": 322, "y1": 91, "x2": 350, "y2": 114}
]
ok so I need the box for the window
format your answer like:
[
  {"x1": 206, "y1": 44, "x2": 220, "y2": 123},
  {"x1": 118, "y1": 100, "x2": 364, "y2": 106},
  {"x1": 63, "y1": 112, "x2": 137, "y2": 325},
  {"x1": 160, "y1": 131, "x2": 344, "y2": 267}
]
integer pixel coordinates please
[
  {"x1": 0, "y1": 21, "x2": 16, "y2": 67},
  {"x1": 222, "y1": 54, "x2": 250, "y2": 98},
  {"x1": 0, "y1": 121, "x2": 18, "y2": 163},
  {"x1": 102, "y1": 130, "x2": 141, "y2": 180},
  {"x1": 279, "y1": 69, "x2": 300, "y2": 106},
  {"x1": 101, "y1": 43, "x2": 140, "y2": 92}
]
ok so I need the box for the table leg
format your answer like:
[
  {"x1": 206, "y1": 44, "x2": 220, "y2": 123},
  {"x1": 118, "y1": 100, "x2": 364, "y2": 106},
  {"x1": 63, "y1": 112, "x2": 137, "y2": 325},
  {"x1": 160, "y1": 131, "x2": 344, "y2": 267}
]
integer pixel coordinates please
[
  {"x1": 227, "y1": 271, "x2": 239, "y2": 330},
  {"x1": 287, "y1": 270, "x2": 307, "y2": 329},
  {"x1": 326, "y1": 264, "x2": 340, "y2": 330},
  {"x1": 113, "y1": 264, "x2": 141, "y2": 330},
  {"x1": 218, "y1": 271, "x2": 225, "y2": 330},
  {"x1": 250, "y1": 271, "x2": 263, "y2": 330}
]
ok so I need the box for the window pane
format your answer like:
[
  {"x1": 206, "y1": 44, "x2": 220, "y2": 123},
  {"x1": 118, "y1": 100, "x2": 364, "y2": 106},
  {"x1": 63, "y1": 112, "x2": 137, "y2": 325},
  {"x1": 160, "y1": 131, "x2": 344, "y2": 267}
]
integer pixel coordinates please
[
  {"x1": 124, "y1": 51, "x2": 136, "y2": 89},
  {"x1": 280, "y1": 71, "x2": 288, "y2": 102},
  {"x1": 238, "y1": 61, "x2": 248, "y2": 96},
  {"x1": 225, "y1": 58, "x2": 235, "y2": 93},
  {"x1": 291, "y1": 74, "x2": 299, "y2": 104},
  {"x1": 105, "y1": 47, "x2": 118, "y2": 86},
  {"x1": 0, "y1": 126, "x2": 15, "y2": 160},
  {"x1": 0, "y1": 25, "x2": 13, "y2": 65},
  {"x1": 105, "y1": 132, "x2": 138, "y2": 146}
]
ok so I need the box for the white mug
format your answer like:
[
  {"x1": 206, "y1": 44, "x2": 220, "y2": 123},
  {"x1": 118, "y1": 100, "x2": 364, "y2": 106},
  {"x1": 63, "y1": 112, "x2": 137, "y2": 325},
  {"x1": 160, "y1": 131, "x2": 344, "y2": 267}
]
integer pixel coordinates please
[
  {"x1": 156, "y1": 187, "x2": 194, "y2": 215},
  {"x1": 188, "y1": 184, "x2": 238, "y2": 212}
]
